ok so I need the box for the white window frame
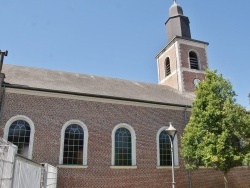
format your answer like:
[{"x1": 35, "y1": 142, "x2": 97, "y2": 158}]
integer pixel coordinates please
[
  {"x1": 111, "y1": 123, "x2": 136, "y2": 166},
  {"x1": 156, "y1": 126, "x2": 179, "y2": 167},
  {"x1": 59, "y1": 120, "x2": 88, "y2": 166},
  {"x1": 4, "y1": 115, "x2": 35, "y2": 160}
]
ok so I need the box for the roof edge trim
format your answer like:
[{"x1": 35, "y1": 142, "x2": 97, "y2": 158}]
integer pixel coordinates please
[
  {"x1": 3, "y1": 83, "x2": 192, "y2": 109},
  {"x1": 155, "y1": 36, "x2": 209, "y2": 59}
]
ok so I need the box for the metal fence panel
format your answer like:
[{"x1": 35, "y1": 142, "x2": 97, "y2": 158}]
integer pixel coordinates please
[
  {"x1": 42, "y1": 163, "x2": 57, "y2": 188},
  {"x1": 12, "y1": 156, "x2": 43, "y2": 188},
  {"x1": 0, "y1": 138, "x2": 56, "y2": 188},
  {"x1": 0, "y1": 138, "x2": 17, "y2": 188}
]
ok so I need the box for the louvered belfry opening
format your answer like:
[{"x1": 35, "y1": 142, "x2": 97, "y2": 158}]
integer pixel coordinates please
[
  {"x1": 189, "y1": 51, "x2": 199, "y2": 70},
  {"x1": 165, "y1": 57, "x2": 171, "y2": 77}
]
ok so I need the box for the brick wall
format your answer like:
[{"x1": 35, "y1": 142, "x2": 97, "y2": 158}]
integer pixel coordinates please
[
  {"x1": 179, "y1": 44, "x2": 208, "y2": 71},
  {"x1": 0, "y1": 92, "x2": 249, "y2": 188},
  {"x1": 158, "y1": 44, "x2": 180, "y2": 91},
  {"x1": 157, "y1": 41, "x2": 209, "y2": 93},
  {"x1": 182, "y1": 71, "x2": 205, "y2": 92},
  {"x1": 179, "y1": 43, "x2": 208, "y2": 93},
  {"x1": 161, "y1": 75, "x2": 179, "y2": 91}
]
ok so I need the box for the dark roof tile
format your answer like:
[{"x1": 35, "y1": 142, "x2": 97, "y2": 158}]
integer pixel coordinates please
[{"x1": 2, "y1": 64, "x2": 194, "y2": 106}]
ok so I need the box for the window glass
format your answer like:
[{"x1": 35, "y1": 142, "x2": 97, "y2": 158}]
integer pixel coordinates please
[
  {"x1": 159, "y1": 131, "x2": 172, "y2": 166},
  {"x1": 63, "y1": 124, "x2": 84, "y2": 165},
  {"x1": 115, "y1": 128, "x2": 132, "y2": 166},
  {"x1": 8, "y1": 120, "x2": 31, "y2": 158}
]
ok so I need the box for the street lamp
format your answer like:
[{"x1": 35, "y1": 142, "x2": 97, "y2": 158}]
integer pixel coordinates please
[{"x1": 166, "y1": 122, "x2": 177, "y2": 188}]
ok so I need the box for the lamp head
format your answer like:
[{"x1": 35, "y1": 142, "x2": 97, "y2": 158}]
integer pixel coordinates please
[{"x1": 166, "y1": 122, "x2": 177, "y2": 138}]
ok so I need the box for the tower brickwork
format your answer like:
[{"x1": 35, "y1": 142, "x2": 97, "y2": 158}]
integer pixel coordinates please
[{"x1": 156, "y1": 1, "x2": 209, "y2": 93}]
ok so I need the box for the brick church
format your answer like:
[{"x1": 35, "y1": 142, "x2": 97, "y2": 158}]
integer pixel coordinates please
[{"x1": 0, "y1": 1, "x2": 249, "y2": 187}]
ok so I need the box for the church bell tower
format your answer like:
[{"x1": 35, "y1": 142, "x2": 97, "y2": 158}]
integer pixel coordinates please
[{"x1": 156, "y1": 1, "x2": 209, "y2": 93}]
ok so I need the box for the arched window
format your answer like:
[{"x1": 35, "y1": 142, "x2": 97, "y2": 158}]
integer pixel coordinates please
[
  {"x1": 111, "y1": 123, "x2": 136, "y2": 166},
  {"x1": 60, "y1": 120, "x2": 88, "y2": 165},
  {"x1": 64, "y1": 124, "x2": 83, "y2": 165},
  {"x1": 165, "y1": 57, "x2": 171, "y2": 77},
  {"x1": 115, "y1": 128, "x2": 131, "y2": 166},
  {"x1": 156, "y1": 127, "x2": 179, "y2": 167},
  {"x1": 159, "y1": 131, "x2": 172, "y2": 166},
  {"x1": 189, "y1": 51, "x2": 199, "y2": 70},
  {"x1": 4, "y1": 115, "x2": 35, "y2": 159}
]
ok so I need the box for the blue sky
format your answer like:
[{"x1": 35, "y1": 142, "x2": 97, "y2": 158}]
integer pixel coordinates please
[{"x1": 1, "y1": 0, "x2": 249, "y2": 109}]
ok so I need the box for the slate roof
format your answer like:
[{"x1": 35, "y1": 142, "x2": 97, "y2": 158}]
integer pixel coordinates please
[{"x1": 2, "y1": 64, "x2": 194, "y2": 107}]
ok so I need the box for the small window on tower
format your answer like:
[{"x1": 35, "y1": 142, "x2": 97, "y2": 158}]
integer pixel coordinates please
[
  {"x1": 165, "y1": 57, "x2": 171, "y2": 77},
  {"x1": 189, "y1": 51, "x2": 199, "y2": 70}
]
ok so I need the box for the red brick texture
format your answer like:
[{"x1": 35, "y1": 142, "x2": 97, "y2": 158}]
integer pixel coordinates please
[
  {"x1": 0, "y1": 92, "x2": 249, "y2": 188},
  {"x1": 179, "y1": 43, "x2": 208, "y2": 71},
  {"x1": 157, "y1": 41, "x2": 209, "y2": 93},
  {"x1": 158, "y1": 45, "x2": 177, "y2": 81},
  {"x1": 179, "y1": 43, "x2": 208, "y2": 93},
  {"x1": 158, "y1": 44, "x2": 181, "y2": 91},
  {"x1": 182, "y1": 71, "x2": 205, "y2": 93}
]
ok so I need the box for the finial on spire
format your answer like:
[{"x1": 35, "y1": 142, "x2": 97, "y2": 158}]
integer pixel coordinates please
[{"x1": 173, "y1": 0, "x2": 177, "y2": 3}]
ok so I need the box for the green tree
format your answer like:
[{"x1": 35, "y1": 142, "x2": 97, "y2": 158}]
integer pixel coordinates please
[{"x1": 181, "y1": 70, "x2": 250, "y2": 188}]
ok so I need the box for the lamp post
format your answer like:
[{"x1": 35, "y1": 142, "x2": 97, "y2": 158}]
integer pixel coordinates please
[{"x1": 166, "y1": 122, "x2": 177, "y2": 188}]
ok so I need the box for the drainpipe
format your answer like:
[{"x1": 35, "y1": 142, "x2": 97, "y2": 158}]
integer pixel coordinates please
[
  {"x1": 0, "y1": 84, "x2": 6, "y2": 120},
  {"x1": 183, "y1": 106, "x2": 192, "y2": 188},
  {"x1": 0, "y1": 50, "x2": 8, "y2": 125}
]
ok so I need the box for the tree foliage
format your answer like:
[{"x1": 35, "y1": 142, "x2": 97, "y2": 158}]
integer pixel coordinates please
[{"x1": 181, "y1": 70, "x2": 250, "y2": 176}]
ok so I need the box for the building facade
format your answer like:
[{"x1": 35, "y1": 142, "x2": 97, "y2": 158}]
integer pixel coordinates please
[{"x1": 0, "y1": 2, "x2": 249, "y2": 188}]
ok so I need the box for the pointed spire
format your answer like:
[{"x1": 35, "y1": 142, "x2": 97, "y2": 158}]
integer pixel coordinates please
[
  {"x1": 166, "y1": 0, "x2": 191, "y2": 41},
  {"x1": 169, "y1": 1, "x2": 183, "y2": 17}
]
